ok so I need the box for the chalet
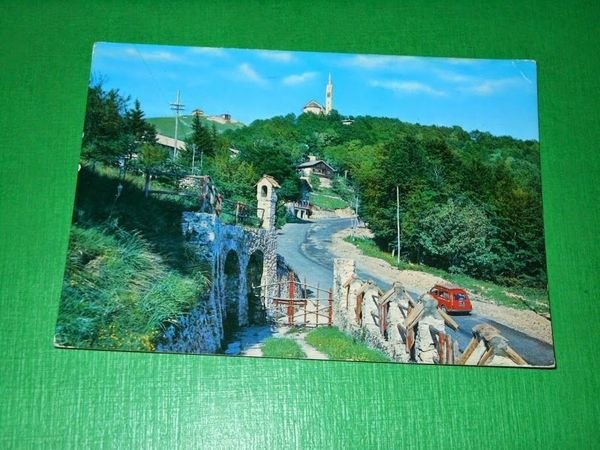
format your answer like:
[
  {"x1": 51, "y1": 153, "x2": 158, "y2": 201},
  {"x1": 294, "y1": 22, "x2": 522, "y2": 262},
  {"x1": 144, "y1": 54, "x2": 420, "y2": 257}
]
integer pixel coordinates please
[
  {"x1": 156, "y1": 133, "x2": 186, "y2": 154},
  {"x1": 297, "y1": 156, "x2": 336, "y2": 179}
]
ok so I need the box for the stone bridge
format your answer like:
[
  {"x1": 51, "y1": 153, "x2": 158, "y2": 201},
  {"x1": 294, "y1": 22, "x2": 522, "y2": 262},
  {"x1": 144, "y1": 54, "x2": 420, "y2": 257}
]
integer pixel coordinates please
[{"x1": 158, "y1": 176, "x2": 282, "y2": 354}]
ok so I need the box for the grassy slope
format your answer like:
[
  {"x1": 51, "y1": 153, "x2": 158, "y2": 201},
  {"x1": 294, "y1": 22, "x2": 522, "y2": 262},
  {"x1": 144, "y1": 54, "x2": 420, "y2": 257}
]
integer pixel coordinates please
[
  {"x1": 305, "y1": 327, "x2": 390, "y2": 362},
  {"x1": 346, "y1": 236, "x2": 549, "y2": 314},
  {"x1": 55, "y1": 164, "x2": 208, "y2": 351},
  {"x1": 148, "y1": 115, "x2": 244, "y2": 139},
  {"x1": 309, "y1": 191, "x2": 348, "y2": 210},
  {"x1": 57, "y1": 225, "x2": 205, "y2": 351}
]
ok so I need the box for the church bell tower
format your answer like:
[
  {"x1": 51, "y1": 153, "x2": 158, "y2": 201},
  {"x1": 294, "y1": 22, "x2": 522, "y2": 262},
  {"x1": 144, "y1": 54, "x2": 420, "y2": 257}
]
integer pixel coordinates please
[{"x1": 325, "y1": 73, "x2": 333, "y2": 115}]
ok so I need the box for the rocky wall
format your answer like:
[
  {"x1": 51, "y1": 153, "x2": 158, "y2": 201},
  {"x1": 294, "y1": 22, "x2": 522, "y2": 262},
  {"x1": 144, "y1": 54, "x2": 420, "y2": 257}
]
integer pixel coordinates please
[
  {"x1": 332, "y1": 258, "x2": 410, "y2": 363},
  {"x1": 158, "y1": 212, "x2": 278, "y2": 354}
]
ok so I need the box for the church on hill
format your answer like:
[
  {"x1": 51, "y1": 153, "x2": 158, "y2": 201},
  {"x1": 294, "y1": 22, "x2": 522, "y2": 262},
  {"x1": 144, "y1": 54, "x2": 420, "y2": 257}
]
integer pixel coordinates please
[{"x1": 302, "y1": 73, "x2": 333, "y2": 115}]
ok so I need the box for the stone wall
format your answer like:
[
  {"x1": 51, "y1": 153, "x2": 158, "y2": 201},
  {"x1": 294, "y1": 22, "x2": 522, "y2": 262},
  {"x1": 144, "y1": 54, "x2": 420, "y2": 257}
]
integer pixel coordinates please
[
  {"x1": 332, "y1": 258, "x2": 411, "y2": 363},
  {"x1": 157, "y1": 212, "x2": 278, "y2": 354}
]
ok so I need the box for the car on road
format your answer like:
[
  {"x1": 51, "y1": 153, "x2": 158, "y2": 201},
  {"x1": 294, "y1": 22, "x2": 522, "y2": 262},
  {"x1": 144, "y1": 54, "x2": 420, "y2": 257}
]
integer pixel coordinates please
[{"x1": 429, "y1": 283, "x2": 472, "y2": 314}]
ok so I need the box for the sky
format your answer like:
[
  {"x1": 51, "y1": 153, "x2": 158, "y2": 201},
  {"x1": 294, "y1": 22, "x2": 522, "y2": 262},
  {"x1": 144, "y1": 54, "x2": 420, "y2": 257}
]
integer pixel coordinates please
[{"x1": 90, "y1": 42, "x2": 539, "y2": 140}]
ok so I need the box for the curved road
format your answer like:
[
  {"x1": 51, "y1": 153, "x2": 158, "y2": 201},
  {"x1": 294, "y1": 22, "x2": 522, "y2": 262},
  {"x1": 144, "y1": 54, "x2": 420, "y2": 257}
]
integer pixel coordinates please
[{"x1": 277, "y1": 217, "x2": 555, "y2": 367}]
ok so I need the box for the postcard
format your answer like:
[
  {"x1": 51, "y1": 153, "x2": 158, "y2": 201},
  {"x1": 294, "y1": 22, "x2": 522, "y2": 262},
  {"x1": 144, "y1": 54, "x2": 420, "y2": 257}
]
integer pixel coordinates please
[{"x1": 55, "y1": 42, "x2": 554, "y2": 367}]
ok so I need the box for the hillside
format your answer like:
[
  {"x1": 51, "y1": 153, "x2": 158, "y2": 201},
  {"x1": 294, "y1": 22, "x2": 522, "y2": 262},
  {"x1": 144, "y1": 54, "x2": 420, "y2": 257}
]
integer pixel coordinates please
[{"x1": 148, "y1": 115, "x2": 244, "y2": 139}]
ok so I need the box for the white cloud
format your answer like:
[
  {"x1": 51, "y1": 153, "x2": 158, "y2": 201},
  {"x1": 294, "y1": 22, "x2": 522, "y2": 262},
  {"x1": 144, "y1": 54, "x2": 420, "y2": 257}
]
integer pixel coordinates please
[
  {"x1": 460, "y1": 77, "x2": 522, "y2": 96},
  {"x1": 282, "y1": 71, "x2": 318, "y2": 86},
  {"x1": 189, "y1": 47, "x2": 228, "y2": 57},
  {"x1": 93, "y1": 45, "x2": 181, "y2": 63},
  {"x1": 257, "y1": 50, "x2": 295, "y2": 63},
  {"x1": 370, "y1": 79, "x2": 446, "y2": 96},
  {"x1": 436, "y1": 70, "x2": 474, "y2": 83},
  {"x1": 238, "y1": 63, "x2": 267, "y2": 85},
  {"x1": 132, "y1": 49, "x2": 180, "y2": 62},
  {"x1": 442, "y1": 57, "x2": 481, "y2": 66},
  {"x1": 345, "y1": 54, "x2": 419, "y2": 70}
]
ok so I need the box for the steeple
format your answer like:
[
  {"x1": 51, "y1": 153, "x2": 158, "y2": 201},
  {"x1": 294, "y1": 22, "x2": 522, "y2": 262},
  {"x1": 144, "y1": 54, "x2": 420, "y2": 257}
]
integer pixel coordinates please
[{"x1": 325, "y1": 73, "x2": 333, "y2": 115}]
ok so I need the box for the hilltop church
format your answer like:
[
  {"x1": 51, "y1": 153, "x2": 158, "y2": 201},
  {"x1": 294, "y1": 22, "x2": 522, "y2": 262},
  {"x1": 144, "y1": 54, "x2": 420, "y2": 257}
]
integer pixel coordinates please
[{"x1": 302, "y1": 73, "x2": 333, "y2": 115}]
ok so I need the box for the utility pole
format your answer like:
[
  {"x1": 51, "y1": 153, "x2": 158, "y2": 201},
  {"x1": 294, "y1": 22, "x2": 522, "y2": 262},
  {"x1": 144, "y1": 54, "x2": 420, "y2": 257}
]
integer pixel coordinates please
[
  {"x1": 396, "y1": 185, "x2": 401, "y2": 266},
  {"x1": 191, "y1": 144, "x2": 196, "y2": 174},
  {"x1": 352, "y1": 194, "x2": 359, "y2": 240},
  {"x1": 170, "y1": 90, "x2": 184, "y2": 158}
]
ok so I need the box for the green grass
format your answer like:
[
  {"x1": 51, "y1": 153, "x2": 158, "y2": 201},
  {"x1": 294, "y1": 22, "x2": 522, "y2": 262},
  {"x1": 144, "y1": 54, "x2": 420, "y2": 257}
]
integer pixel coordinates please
[
  {"x1": 344, "y1": 236, "x2": 549, "y2": 314},
  {"x1": 56, "y1": 224, "x2": 207, "y2": 352},
  {"x1": 55, "y1": 161, "x2": 213, "y2": 352},
  {"x1": 309, "y1": 191, "x2": 348, "y2": 210},
  {"x1": 147, "y1": 115, "x2": 244, "y2": 139},
  {"x1": 261, "y1": 337, "x2": 306, "y2": 359},
  {"x1": 305, "y1": 327, "x2": 390, "y2": 362}
]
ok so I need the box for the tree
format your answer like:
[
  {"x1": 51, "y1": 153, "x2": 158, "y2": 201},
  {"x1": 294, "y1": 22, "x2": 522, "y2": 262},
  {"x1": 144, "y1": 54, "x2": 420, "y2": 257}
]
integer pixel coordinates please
[
  {"x1": 124, "y1": 99, "x2": 157, "y2": 161},
  {"x1": 138, "y1": 144, "x2": 169, "y2": 197},
  {"x1": 417, "y1": 198, "x2": 501, "y2": 278},
  {"x1": 185, "y1": 114, "x2": 214, "y2": 163},
  {"x1": 82, "y1": 83, "x2": 129, "y2": 165}
]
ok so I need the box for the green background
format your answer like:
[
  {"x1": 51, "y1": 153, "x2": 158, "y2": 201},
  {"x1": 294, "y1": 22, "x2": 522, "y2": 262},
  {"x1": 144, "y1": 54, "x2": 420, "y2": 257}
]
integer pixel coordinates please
[{"x1": 1, "y1": 1, "x2": 598, "y2": 448}]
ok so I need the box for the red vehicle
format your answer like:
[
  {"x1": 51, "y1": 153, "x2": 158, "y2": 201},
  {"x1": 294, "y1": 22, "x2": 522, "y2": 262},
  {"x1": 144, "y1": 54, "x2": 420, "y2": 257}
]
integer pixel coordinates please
[{"x1": 429, "y1": 283, "x2": 473, "y2": 314}]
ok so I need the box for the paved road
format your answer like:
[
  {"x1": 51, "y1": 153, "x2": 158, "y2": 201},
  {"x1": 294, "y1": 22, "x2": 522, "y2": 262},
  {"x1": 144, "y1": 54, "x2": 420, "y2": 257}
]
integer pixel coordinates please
[{"x1": 277, "y1": 217, "x2": 555, "y2": 367}]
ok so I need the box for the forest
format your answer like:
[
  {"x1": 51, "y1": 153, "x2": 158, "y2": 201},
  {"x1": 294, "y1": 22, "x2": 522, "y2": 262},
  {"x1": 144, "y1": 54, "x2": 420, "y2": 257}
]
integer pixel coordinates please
[
  {"x1": 78, "y1": 81, "x2": 546, "y2": 294},
  {"x1": 220, "y1": 111, "x2": 545, "y2": 289}
]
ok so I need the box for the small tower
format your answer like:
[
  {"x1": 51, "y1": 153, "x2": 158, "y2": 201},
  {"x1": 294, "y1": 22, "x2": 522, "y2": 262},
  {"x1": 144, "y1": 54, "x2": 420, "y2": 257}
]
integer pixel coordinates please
[
  {"x1": 256, "y1": 175, "x2": 280, "y2": 230},
  {"x1": 325, "y1": 73, "x2": 333, "y2": 115}
]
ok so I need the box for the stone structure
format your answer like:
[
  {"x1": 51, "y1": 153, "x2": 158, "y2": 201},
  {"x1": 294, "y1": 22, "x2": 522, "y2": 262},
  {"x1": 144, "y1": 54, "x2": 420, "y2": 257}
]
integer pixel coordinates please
[
  {"x1": 332, "y1": 258, "x2": 411, "y2": 362},
  {"x1": 158, "y1": 178, "x2": 280, "y2": 354},
  {"x1": 332, "y1": 258, "x2": 458, "y2": 364},
  {"x1": 302, "y1": 74, "x2": 334, "y2": 115},
  {"x1": 256, "y1": 175, "x2": 279, "y2": 230},
  {"x1": 325, "y1": 73, "x2": 333, "y2": 115}
]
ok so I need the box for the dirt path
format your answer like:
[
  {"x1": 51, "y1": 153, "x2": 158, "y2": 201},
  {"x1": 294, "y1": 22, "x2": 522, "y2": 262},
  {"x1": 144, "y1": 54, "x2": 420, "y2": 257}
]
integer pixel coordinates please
[
  {"x1": 328, "y1": 226, "x2": 554, "y2": 346},
  {"x1": 235, "y1": 325, "x2": 329, "y2": 359},
  {"x1": 282, "y1": 328, "x2": 329, "y2": 360}
]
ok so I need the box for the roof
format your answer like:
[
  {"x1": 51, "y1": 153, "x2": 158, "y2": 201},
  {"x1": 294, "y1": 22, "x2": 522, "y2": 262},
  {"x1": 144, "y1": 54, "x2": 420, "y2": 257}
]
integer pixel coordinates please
[
  {"x1": 156, "y1": 133, "x2": 186, "y2": 151},
  {"x1": 433, "y1": 282, "x2": 466, "y2": 291},
  {"x1": 256, "y1": 175, "x2": 280, "y2": 188},
  {"x1": 303, "y1": 100, "x2": 324, "y2": 109},
  {"x1": 296, "y1": 159, "x2": 335, "y2": 171}
]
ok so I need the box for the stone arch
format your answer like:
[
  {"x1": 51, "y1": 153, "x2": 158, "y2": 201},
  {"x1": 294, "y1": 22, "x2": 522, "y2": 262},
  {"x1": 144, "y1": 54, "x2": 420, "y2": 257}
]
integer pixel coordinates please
[
  {"x1": 223, "y1": 249, "x2": 241, "y2": 340},
  {"x1": 247, "y1": 250, "x2": 266, "y2": 324}
]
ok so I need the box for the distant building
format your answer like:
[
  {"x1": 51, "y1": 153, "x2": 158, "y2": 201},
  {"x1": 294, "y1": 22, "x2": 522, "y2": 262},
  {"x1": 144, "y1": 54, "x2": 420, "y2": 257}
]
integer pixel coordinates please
[
  {"x1": 325, "y1": 73, "x2": 333, "y2": 115},
  {"x1": 192, "y1": 108, "x2": 204, "y2": 117},
  {"x1": 156, "y1": 133, "x2": 186, "y2": 155},
  {"x1": 302, "y1": 100, "x2": 325, "y2": 115},
  {"x1": 302, "y1": 74, "x2": 334, "y2": 115},
  {"x1": 297, "y1": 156, "x2": 336, "y2": 182}
]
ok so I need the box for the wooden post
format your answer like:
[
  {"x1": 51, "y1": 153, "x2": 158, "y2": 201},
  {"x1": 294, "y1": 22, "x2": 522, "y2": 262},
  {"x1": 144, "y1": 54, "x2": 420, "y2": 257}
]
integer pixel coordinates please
[
  {"x1": 506, "y1": 347, "x2": 528, "y2": 366},
  {"x1": 355, "y1": 293, "x2": 363, "y2": 324},
  {"x1": 478, "y1": 348, "x2": 494, "y2": 366},
  {"x1": 288, "y1": 272, "x2": 295, "y2": 326},
  {"x1": 458, "y1": 337, "x2": 479, "y2": 365},
  {"x1": 407, "y1": 328, "x2": 415, "y2": 353},
  {"x1": 438, "y1": 332, "x2": 446, "y2": 365},
  {"x1": 346, "y1": 285, "x2": 349, "y2": 311},
  {"x1": 328, "y1": 290, "x2": 333, "y2": 326}
]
